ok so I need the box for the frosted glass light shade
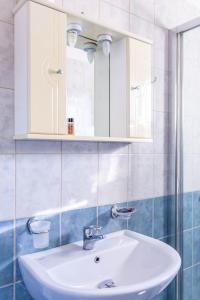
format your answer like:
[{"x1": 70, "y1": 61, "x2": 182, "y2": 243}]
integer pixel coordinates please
[
  {"x1": 67, "y1": 30, "x2": 78, "y2": 47},
  {"x1": 97, "y1": 34, "x2": 112, "y2": 56},
  {"x1": 67, "y1": 23, "x2": 82, "y2": 47},
  {"x1": 102, "y1": 40, "x2": 111, "y2": 56},
  {"x1": 83, "y1": 42, "x2": 97, "y2": 63}
]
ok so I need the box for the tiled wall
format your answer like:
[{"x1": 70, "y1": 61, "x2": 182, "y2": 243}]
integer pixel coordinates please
[
  {"x1": 0, "y1": 0, "x2": 173, "y2": 299},
  {"x1": 182, "y1": 192, "x2": 200, "y2": 300}
]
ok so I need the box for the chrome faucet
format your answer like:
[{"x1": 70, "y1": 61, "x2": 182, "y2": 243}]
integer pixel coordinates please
[{"x1": 83, "y1": 225, "x2": 104, "y2": 250}]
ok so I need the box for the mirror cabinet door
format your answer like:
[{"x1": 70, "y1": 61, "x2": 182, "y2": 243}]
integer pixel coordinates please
[
  {"x1": 66, "y1": 36, "x2": 110, "y2": 138},
  {"x1": 129, "y1": 38, "x2": 152, "y2": 139}
]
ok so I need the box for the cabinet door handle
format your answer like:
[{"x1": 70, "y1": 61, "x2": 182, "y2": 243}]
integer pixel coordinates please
[
  {"x1": 49, "y1": 69, "x2": 64, "y2": 75},
  {"x1": 56, "y1": 69, "x2": 64, "y2": 75}
]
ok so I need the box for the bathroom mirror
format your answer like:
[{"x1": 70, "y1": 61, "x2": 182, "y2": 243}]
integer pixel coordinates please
[{"x1": 66, "y1": 35, "x2": 110, "y2": 137}]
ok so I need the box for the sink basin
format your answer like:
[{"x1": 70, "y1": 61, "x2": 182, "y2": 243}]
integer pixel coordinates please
[{"x1": 19, "y1": 230, "x2": 181, "y2": 300}]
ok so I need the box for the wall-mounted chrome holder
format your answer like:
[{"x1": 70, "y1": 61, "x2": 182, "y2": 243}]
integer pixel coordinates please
[
  {"x1": 27, "y1": 217, "x2": 51, "y2": 250},
  {"x1": 111, "y1": 205, "x2": 136, "y2": 220}
]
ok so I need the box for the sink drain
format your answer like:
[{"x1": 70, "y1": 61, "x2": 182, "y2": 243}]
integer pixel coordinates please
[
  {"x1": 98, "y1": 279, "x2": 116, "y2": 289},
  {"x1": 94, "y1": 256, "x2": 100, "y2": 263}
]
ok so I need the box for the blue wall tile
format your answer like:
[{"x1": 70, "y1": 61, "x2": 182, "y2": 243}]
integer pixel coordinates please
[
  {"x1": 16, "y1": 214, "x2": 60, "y2": 281},
  {"x1": 183, "y1": 193, "x2": 193, "y2": 230},
  {"x1": 159, "y1": 235, "x2": 176, "y2": 249},
  {"x1": 128, "y1": 199, "x2": 153, "y2": 236},
  {"x1": 153, "y1": 289, "x2": 167, "y2": 300},
  {"x1": 167, "y1": 279, "x2": 176, "y2": 300},
  {"x1": 193, "y1": 227, "x2": 200, "y2": 265},
  {"x1": 153, "y1": 196, "x2": 175, "y2": 238},
  {"x1": 98, "y1": 204, "x2": 127, "y2": 234},
  {"x1": 0, "y1": 285, "x2": 13, "y2": 300},
  {"x1": 193, "y1": 191, "x2": 200, "y2": 227},
  {"x1": 193, "y1": 264, "x2": 200, "y2": 300},
  {"x1": 183, "y1": 268, "x2": 192, "y2": 300},
  {"x1": 183, "y1": 230, "x2": 193, "y2": 269},
  {"x1": 61, "y1": 207, "x2": 97, "y2": 245},
  {"x1": 0, "y1": 221, "x2": 13, "y2": 286},
  {"x1": 15, "y1": 282, "x2": 33, "y2": 300}
]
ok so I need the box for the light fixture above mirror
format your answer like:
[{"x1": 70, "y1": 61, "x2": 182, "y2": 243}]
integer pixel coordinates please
[
  {"x1": 67, "y1": 23, "x2": 82, "y2": 47},
  {"x1": 97, "y1": 34, "x2": 112, "y2": 56},
  {"x1": 83, "y1": 42, "x2": 97, "y2": 63}
]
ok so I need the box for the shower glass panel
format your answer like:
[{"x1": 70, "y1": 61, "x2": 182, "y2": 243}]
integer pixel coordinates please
[{"x1": 181, "y1": 26, "x2": 200, "y2": 300}]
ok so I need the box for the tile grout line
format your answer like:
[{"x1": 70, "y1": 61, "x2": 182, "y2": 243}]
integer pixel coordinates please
[
  {"x1": 102, "y1": 0, "x2": 130, "y2": 14},
  {"x1": 0, "y1": 86, "x2": 14, "y2": 91},
  {"x1": 0, "y1": 283, "x2": 14, "y2": 289},
  {"x1": 13, "y1": 141, "x2": 16, "y2": 300},
  {"x1": 96, "y1": 142, "x2": 100, "y2": 226},
  {"x1": 59, "y1": 142, "x2": 62, "y2": 246},
  {"x1": 192, "y1": 191, "x2": 194, "y2": 299},
  {"x1": 126, "y1": 144, "x2": 130, "y2": 229}
]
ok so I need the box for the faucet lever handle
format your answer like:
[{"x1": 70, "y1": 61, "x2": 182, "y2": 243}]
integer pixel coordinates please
[{"x1": 84, "y1": 225, "x2": 103, "y2": 238}]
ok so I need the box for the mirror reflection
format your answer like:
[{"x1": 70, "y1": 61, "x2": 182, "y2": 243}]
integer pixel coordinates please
[{"x1": 66, "y1": 34, "x2": 110, "y2": 137}]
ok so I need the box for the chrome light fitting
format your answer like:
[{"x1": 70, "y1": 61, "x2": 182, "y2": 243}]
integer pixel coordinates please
[
  {"x1": 67, "y1": 23, "x2": 82, "y2": 47},
  {"x1": 97, "y1": 34, "x2": 112, "y2": 56},
  {"x1": 83, "y1": 42, "x2": 97, "y2": 63}
]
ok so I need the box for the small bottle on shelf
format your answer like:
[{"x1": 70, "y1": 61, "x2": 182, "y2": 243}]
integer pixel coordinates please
[{"x1": 67, "y1": 118, "x2": 74, "y2": 135}]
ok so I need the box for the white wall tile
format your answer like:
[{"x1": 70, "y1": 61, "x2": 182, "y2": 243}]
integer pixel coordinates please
[
  {"x1": 100, "y1": 1, "x2": 130, "y2": 31},
  {"x1": 0, "y1": 22, "x2": 13, "y2": 89},
  {"x1": 0, "y1": 88, "x2": 14, "y2": 138},
  {"x1": 0, "y1": 138, "x2": 15, "y2": 154},
  {"x1": 153, "y1": 112, "x2": 169, "y2": 154},
  {"x1": 153, "y1": 68, "x2": 169, "y2": 112},
  {"x1": 130, "y1": 0, "x2": 154, "y2": 23},
  {"x1": 98, "y1": 154, "x2": 128, "y2": 205},
  {"x1": 46, "y1": 0, "x2": 62, "y2": 7},
  {"x1": 183, "y1": 155, "x2": 194, "y2": 193},
  {"x1": 0, "y1": 155, "x2": 15, "y2": 221},
  {"x1": 193, "y1": 116, "x2": 200, "y2": 154},
  {"x1": 182, "y1": 115, "x2": 194, "y2": 155},
  {"x1": 103, "y1": 0, "x2": 130, "y2": 12},
  {"x1": 0, "y1": 0, "x2": 15, "y2": 24},
  {"x1": 193, "y1": 155, "x2": 200, "y2": 192},
  {"x1": 62, "y1": 141, "x2": 98, "y2": 154},
  {"x1": 16, "y1": 141, "x2": 61, "y2": 154},
  {"x1": 128, "y1": 154, "x2": 154, "y2": 200},
  {"x1": 154, "y1": 154, "x2": 169, "y2": 197},
  {"x1": 63, "y1": 0, "x2": 99, "y2": 19},
  {"x1": 0, "y1": 88, "x2": 15, "y2": 154},
  {"x1": 62, "y1": 154, "x2": 98, "y2": 210},
  {"x1": 16, "y1": 154, "x2": 61, "y2": 218},
  {"x1": 129, "y1": 140, "x2": 154, "y2": 154},
  {"x1": 98, "y1": 142, "x2": 129, "y2": 154},
  {"x1": 130, "y1": 13, "x2": 154, "y2": 40},
  {"x1": 153, "y1": 26, "x2": 169, "y2": 72},
  {"x1": 155, "y1": 0, "x2": 200, "y2": 30}
]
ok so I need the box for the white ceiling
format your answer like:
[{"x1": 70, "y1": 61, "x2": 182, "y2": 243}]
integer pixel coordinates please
[{"x1": 155, "y1": 0, "x2": 200, "y2": 30}]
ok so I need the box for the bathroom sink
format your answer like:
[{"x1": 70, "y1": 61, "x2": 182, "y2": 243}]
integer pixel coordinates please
[{"x1": 19, "y1": 230, "x2": 181, "y2": 300}]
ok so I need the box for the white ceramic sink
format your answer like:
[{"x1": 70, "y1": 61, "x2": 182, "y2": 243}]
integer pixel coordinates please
[{"x1": 19, "y1": 230, "x2": 181, "y2": 300}]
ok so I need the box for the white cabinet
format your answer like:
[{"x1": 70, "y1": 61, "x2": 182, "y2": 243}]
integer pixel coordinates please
[
  {"x1": 15, "y1": 1, "x2": 66, "y2": 136},
  {"x1": 110, "y1": 37, "x2": 152, "y2": 139},
  {"x1": 14, "y1": 0, "x2": 152, "y2": 142}
]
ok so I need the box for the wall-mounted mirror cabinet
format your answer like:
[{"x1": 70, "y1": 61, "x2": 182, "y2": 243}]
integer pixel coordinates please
[{"x1": 14, "y1": 0, "x2": 153, "y2": 142}]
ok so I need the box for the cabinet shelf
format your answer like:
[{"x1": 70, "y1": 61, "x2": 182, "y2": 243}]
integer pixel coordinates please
[{"x1": 14, "y1": 134, "x2": 153, "y2": 143}]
